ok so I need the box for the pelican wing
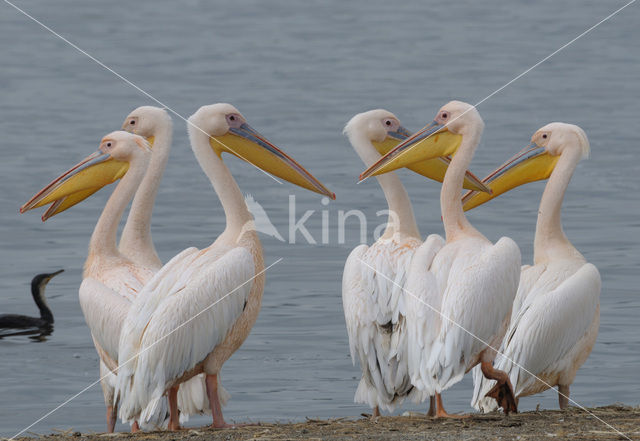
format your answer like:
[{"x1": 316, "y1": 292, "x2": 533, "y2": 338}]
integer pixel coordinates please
[
  {"x1": 404, "y1": 234, "x2": 445, "y2": 394},
  {"x1": 510, "y1": 264, "x2": 543, "y2": 316},
  {"x1": 425, "y1": 237, "x2": 521, "y2": 392},
  {"x1": 342, "y1": 235, "x2": 424, "y2": 411},
  {"x1": 115, "y1": 246, "x2": 254, "y2": 423},
  {"x1": 470, "y1": 262, "x2": 545, "y2": 410},
  {"x1": 79, "y1": 274, "x2": 143, "y2": 364},
  {"x1": 473, "y1": 262, "x2": 600, "y2": 411}
]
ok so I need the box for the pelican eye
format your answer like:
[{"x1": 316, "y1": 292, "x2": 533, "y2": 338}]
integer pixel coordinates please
[
  {"x1": 226, "y1": 113, "x2": 243, "y2": 128},
  {"x1": 441, "y1": 112, "x2": 448, "y2": 119},
  {"x1": 542, "y1": 134, "x2": 548, "y2": 139},
  {"x1": 385, "y1": 120, "x2": 391, "y2": 126},
  {"x1": 130, "y1": 120, "x2": 136, "y2": 125},
  {"x1": 106, "y1": 142, "x2": 112, "y2": 148}
]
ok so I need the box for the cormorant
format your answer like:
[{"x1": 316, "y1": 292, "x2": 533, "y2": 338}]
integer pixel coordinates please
[{"x1": 0, "y1": 270, "x2": 63, "y2": 330}]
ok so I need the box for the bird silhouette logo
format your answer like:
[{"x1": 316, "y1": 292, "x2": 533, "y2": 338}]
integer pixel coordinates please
[{"x1": 240, "y1": 194, "x2": 285, "y2": 242}]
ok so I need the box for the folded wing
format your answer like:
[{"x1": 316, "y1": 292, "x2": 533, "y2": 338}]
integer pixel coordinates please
[{"x1": 115, "y1": 246, "x2": 255, "y2": 423}]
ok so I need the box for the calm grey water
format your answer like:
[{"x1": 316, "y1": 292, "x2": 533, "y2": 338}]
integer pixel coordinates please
[{"x1": 1, "y1": 0, "x2": 639, "y2": 436}]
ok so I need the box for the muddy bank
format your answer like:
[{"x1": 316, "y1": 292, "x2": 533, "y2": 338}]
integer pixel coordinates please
[{"x1": 16, "y1": 405, "x2": 639, "y2": 441}]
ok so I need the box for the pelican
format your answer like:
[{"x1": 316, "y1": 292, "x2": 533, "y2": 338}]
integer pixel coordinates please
[
  {"x1": 0, "y1": 270, "x2": 63, "y2": 331},
  {"x1": 101, "y1": 106, "x2": 174, "y2": 431},
  {"x1": 463, "y1": 123, "x2": 600, "y2": 411},
  {"x1": 342, "y1": 109, "x2": 489, "y2": 417},
  {"x1": 119, "y1": 106, "x2": 212, "y2": 425},
  {"x1": 21, "y1": 108, "x2": 210, "y2": 431},
  {"x1": 360, "y1": 101, "x2": 521, "y2": 415},
  {"x1": 114, "y1": 103, "x2": 334, "y2": 430},
  {"x1": 105, "y1": 107, "x2": 174, "y2": 430},
  {"x1": 118, "y1": 106, "x2": 172, "y2": 271},
  {"x1": 21, "y1": 131, "x2": 163, "y2": 430},
  {"x1": 23, "y1": 107, "x2": 172, "y2": 431}
]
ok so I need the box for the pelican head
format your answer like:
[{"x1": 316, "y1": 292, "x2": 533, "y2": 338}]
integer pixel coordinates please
[
  {"x1": 19, "y1": 105, "x2": 165, "y2": 221},
  {"x1": 121, "y1": 106, "x2": 172, "y2": 146},
  {"x1": 344, "y1": 109, "x2": 412, "y2": 151},
  {"x1": 188, "y1": 103, "x2": 335, "y2": 199},
  {"x1": 358, "y1": 101, "x2": 488, "y2": 193},
  {"x1": 346, "y1": 108, "x2": 489, "y2": 192},
  {"x1": 462, "y1": 123, "x2": 590, "y2": 210},
  {"x1": 20, "y1": 131, "x2": 151, "y2": 220}
]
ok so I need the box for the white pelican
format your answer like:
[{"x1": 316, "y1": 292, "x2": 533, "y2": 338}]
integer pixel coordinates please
[
  {"x1": 360, "y1": 101, "x2": 521, "y2": 415},
  {"x1": 20, "y1": 108, "x2": 206, "y2": 431},
  {"x1": 118, "y1": 106, "x2": 172, "y2": 271},
  {"x1": 115, "y1": 103, "x2": 334, "y2": 430},
  {"x1": 119, "y1": 107, "x2": 213, "y2": 425},
  {"x1": 106, "y1": 106, "x2": 174, "y2": 431},
  {"x1": 21, "y1": 131, "x2": 162, "y2": 430},
  {"x1": 463, "y1": 123, "x2": 600, "y2": 411},
  {"x1": 342, "y1": 109, "x2": 489, "y2": 417}
]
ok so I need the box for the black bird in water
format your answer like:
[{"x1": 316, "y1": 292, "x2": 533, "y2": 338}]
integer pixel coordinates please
[{"x1": 0, "y1": 270, "x2": 64, "y2": 331}]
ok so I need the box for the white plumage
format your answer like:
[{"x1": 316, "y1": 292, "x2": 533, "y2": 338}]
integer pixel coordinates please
[
  {"x1": 472, "y1": 261, "x2": 600, "y2": 411},
  {"x1": 342, "y1": 109, "x2": 431, "y2": 414},
  {"x1": 79, "y1": 271, "x2": 148, "y2": 370},
  {"x1": 116, "y1": 246, "x2": 253, "y2": 424},
  {"x1": 406, "y1": 235, "x2": 520, "y2": 394},
  {"x1": 20, "y1": 131, "x2": 168, "y2": 431},
  {"x1": 464, "y1": 123, "x2": 601, "y2": 411},
  {"x1": 359, "y1": 101, "x2": 523, "y2": 415},
  {"x1": 343, "y1": 234, "x2": 428, "y2": 412},
  {"x1": 113, "y1": 103, "x2": 334, "y2": 430},
  {"x1": 468, "y1": 122, "x2": 600, "y2": 412}
]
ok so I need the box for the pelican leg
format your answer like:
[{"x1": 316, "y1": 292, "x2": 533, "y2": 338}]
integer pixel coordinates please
[
  {"x1": 434, "y1": 393, "x2": 469, "y2": 418},
  {"x1": 372, "y1": 406, "x2": 380, "y2": 419},
  {"x1": 206, "y1": 374, "x2": 233, "y2": 428},
  {"x1": 426, "y1": 396, "x2": 436, "y2": 417},
  {"x1": 131, "y1": 421, "x2": 140, "y2": 433},
  {"x1": 558, "y1": 384, "x2": 570, "y2": 410},
  {"x1": 168, "y1": 386, "x2": 182, "y2": 431},
  {"x1": 481, "y1": 361, "x2": 518, "y2": 414},
  {"x1": 106, "y1": 405, "x2": 117, "y2": 433}
]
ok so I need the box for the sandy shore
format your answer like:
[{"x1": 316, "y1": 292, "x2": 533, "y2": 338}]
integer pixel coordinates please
[{"x1": 14, "y1": 405, "x2": 639, "y2": 441}]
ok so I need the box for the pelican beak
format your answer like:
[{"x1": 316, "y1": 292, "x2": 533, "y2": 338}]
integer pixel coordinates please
[
  {"x1": 20, "y1": 149, "x2": 129, "y2": 221},
  {"x1": 370, "y1": 125, "x2": 413, "y2": 153},
  {"x1": 462, "y1": 142, "x2": 558, "y2": 211},
  {"x1": 41, "y1": 188, "x2": 103, "y2": 220},
  {"x1": 210, "y1": 123, "x2": 335, "y2": 199},
  {"x1": 363, "y1": 121, "x2": 490, "y2": 192}
]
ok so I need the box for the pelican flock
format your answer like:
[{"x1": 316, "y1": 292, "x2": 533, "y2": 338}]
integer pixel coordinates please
[{"x1": 18, "y1": 99, "x2": 601, "y2": 431}]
